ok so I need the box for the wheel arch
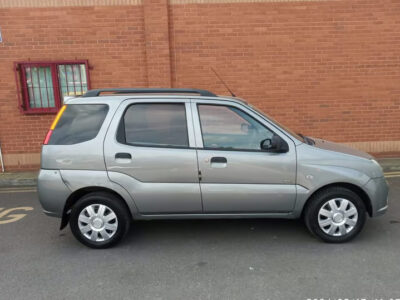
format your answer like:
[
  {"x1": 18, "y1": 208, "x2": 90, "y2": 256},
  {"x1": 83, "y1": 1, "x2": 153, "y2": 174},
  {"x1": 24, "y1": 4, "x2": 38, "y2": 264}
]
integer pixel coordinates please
[
  {"x1": 301, "y1": 182, "x2": 373, "y2": 218},
  {"x1": 60, "y1": 186, "x2": 132, "y2": 230}
]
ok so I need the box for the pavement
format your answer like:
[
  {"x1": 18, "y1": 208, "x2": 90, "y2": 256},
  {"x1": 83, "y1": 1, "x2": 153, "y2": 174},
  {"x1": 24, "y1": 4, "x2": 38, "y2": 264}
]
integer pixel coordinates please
[
  {"x1": 377, "y1": 158, "x2": 400, "y2": 174},
  {"x1": 0, "y1": 171, "x2": 38, "y2": 188},
  {"x1": 1, "y1": 158, "x2": 400, "y2": 188},
  {"x1": 0, "y1": 177, "x2": 399, "y2": 299}
]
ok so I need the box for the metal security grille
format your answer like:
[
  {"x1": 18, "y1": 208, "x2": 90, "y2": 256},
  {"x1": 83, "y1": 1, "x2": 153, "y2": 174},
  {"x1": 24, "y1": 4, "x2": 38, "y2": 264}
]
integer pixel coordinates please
[
  {"x1": 24, "y1": 65, "x2": 55, "y2": 109},
  {"x1": 16, "y1": 60, "x2": 90, "y2": 114},
  {"x1": 58, "y1": 64, "x2": 88, "y2": 99}
]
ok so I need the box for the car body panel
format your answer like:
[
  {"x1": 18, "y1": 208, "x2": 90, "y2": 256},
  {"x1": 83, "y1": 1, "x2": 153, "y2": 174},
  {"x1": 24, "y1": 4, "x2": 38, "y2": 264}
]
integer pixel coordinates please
[
  {"x1": 103, "y1": 98, "x2": 202, "y2": 213},
  {"x1": 200, "y1": 183, "x2": 296, "y2": 213},
  {"x1": 312, "y1": 138, "x2": 373, "y2": 160},
  {"x1": 363, "y1": 176, "x2": 389, "y2": 217},
  {"x1": 37, "y1": 169, "x2": 71, "y2": 217},
  {"x1": 134, "y1": 212, "x2": 294, "y2": 220},
  {"x1": 191, "y1": 99, "x2": 298, "y2": 213},
  {"x1": 107, "y1": 171, "x2": 202, "y2": 213},
  {"x1": 60, "y1": 170, "x2": 139, "y2": 216},
  {"x1": 296, "y1": 143, "x2": 384, "y2": 189},
  {"x1": 37, "y1": 93, "x2": 388, "y2": 223},
  {"x1": 294, "y1": 143, "x2": 388, "y2": 217}
]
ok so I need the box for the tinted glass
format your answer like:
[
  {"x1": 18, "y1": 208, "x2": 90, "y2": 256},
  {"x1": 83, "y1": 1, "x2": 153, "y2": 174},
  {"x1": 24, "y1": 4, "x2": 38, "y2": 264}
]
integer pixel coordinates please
[
  {"x1": 123, "y1": 103, "x2": 189, "y2": 147},
  {"x1": 198, "y1": 105, "x2": 274, "y2": 150},
  {"x1": 49, "y1": 104, "x2": 108, "y2": 145}
]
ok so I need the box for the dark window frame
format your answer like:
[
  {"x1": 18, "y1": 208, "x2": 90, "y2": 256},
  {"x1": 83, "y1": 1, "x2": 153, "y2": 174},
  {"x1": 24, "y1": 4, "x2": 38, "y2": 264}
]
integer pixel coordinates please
[
  {"x1": 197, "y1": 103, "x2": 278, "y2": 153},
  {"x1": 117, "y1": 102, "x2": 191, "y2": 149},
  {"x1": 14, "y1": 60, "x2": 91, "y2": 114}
]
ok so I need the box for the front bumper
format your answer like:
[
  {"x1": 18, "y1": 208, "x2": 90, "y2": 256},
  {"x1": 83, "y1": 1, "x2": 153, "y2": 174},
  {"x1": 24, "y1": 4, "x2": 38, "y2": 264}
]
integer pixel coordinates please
[{"x1": 363, "y1": 176, "x2": 389, "y2": 217}]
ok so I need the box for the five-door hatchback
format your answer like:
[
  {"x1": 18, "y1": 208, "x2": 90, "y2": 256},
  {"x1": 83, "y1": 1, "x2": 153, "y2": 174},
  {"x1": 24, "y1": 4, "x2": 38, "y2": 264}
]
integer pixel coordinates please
[{"x1": 38, "y1": 88, "x2": 389, "y2": 248}]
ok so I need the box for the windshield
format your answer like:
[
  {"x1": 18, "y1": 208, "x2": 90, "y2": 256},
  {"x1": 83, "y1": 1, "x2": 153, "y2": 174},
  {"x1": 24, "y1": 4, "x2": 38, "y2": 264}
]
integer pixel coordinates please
[{"x1": 247, "y1": 104, "x2": 305, "y2": 143}]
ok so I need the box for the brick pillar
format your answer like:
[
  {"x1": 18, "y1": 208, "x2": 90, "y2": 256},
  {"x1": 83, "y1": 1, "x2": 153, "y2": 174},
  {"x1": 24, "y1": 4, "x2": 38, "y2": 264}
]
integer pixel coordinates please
[{"x1": 143, "y1": 0, "x2": 171, "y2": 88}]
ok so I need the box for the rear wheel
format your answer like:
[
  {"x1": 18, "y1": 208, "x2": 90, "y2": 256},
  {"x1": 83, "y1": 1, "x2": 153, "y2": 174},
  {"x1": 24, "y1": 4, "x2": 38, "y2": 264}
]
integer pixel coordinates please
[
  {"x1": 304, "y1": 187, "x2": 366, "y2": 243},
  {"x1": 70, "y1": 192, "x2": 131, "y2": 249}
]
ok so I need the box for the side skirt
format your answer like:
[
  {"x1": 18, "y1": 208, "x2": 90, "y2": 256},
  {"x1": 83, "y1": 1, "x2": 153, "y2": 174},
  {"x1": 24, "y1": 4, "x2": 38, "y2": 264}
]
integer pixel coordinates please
[{"x1": 133, "y1": 212, "x2": 297, "y2": 220}]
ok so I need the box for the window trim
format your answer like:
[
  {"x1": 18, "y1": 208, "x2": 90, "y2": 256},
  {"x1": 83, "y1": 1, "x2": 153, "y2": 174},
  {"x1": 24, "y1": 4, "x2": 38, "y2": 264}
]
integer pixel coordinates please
[
  {"x1": 196, "y1": 103, "x2": 279, "y2": 153},
  {"x1": 117, "y1": 102, "x2": 191, "y2": 149},
  {"x1": 14, "y1": 60, "x2": 91, "y2": 114}
]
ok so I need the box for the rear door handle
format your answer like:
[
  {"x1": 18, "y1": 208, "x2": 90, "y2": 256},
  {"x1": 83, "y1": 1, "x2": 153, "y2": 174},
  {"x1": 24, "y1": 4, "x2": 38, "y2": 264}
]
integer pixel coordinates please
[
  {"x1": 210, "y1": 157, "x2": 227, "y2": 163},
  {"x1": 115, "y1": 152, "x2": 132, "y2": 159}
]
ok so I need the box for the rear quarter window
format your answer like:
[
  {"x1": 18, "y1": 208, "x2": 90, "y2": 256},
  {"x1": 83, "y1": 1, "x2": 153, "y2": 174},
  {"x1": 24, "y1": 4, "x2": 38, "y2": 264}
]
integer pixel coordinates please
[{"x1": 49, "y1": 104, "x2": 108, "y2": 145}]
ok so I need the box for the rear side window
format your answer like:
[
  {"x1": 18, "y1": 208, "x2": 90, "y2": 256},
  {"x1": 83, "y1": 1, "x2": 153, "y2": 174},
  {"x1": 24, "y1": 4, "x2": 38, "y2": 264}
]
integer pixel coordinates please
[
  {"x1": 121, "y1": 103, "x2": 189, "y2": 148},
  {"x1": 49, "y1": 104, "x2": 108, "y2": 145}
]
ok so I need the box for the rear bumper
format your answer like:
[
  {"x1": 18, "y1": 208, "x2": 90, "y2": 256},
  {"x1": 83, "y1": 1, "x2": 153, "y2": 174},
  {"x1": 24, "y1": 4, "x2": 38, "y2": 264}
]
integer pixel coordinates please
[
  {"x1": 37, "y1": 169, "x2": 71, "y2": 218},
  {"x1": 364, "y1": 176, "x2": 389, "y2": 217}
]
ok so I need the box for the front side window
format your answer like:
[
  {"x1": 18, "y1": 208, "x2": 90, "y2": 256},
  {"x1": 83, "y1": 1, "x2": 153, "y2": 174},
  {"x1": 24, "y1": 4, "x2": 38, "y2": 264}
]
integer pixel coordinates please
[
  {"x1": 122, "y1": 103, "x2": 189, "y2": 148},
  {"x1": 198, "y1": 104, "x2": 274, "y2": 150},
  {"x1": 17, "y1": 61, "x2": 90, "y2": 114}
]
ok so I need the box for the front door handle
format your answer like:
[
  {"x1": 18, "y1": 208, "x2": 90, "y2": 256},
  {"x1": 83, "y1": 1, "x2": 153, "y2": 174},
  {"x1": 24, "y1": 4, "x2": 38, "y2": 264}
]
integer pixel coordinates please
[
  {"x1": 210, "y1": 157, "x2": 227, "y2": 163},
  {"x1": 115, "y1": 152, "x2": 132, "y2": 159}
]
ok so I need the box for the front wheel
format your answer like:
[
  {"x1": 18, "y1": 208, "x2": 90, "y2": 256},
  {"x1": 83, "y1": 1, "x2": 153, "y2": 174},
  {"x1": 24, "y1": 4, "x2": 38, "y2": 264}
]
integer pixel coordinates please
[
  {"x1": 304, "y1": 187, "x2": 366, "y2": 243},
  {"x1": 69, "y1": 192, "x2": 131, "y2": 249}
]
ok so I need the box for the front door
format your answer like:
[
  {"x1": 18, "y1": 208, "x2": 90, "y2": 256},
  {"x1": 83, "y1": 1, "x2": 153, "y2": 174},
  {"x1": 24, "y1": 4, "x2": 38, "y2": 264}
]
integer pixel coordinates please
[
  {"x1": 192, "y1": 101, "x2": 297, "y2": 213},
  {"x1": 104, "y1": 100, "x2": 202, "y2": 214}
]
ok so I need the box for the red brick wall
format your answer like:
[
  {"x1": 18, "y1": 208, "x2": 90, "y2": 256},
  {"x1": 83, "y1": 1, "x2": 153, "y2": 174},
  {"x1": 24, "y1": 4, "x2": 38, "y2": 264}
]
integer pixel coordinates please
[
  {"x1": 143, "y1": 0, "x2": 172, "y2": 87},
  {"x1": 169, "y1": 0, "x2": 400, "y2": 143},
  {"x1": 0, "y1": 0, "x2": 399, "y2": 170},
  {"x1": 0, "y1": 5, "x2": 147, "y2": 169}
]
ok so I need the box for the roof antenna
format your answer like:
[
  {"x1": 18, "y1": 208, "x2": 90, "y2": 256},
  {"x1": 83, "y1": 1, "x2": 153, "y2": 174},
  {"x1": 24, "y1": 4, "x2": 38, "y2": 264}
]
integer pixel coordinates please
[{"x1": 211, "y1": 67, "x2": 237, "y2": 97}]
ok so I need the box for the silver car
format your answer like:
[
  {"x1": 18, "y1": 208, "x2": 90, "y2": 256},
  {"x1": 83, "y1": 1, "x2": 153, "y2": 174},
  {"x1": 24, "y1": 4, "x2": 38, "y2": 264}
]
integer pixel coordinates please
[{"x1": 38, "y1": 88, "x2": 389, "y2": 248}]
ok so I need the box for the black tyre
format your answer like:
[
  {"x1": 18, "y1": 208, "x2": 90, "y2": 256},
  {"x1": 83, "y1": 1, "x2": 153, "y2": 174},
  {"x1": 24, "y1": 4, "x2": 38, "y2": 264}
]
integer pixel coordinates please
[
  {"x1": 69, "y1": 192, "x2": 131, "y2": 249},
  {"x1": 304, "y1": 187, "x2": 366, "y2": 243}
]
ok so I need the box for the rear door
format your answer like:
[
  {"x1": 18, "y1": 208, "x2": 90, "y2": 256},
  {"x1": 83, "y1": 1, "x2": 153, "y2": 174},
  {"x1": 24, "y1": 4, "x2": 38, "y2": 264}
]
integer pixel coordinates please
[
  {"x1": 192, "y1": 100, "x2": 297, "y2": 213},
  {"x1": 104, "y1": 99, "x2": 202, "y2": 214}
]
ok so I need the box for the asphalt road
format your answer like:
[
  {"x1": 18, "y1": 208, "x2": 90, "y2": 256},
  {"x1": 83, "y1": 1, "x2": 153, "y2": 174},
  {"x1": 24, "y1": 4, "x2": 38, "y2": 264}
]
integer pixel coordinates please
[{"x1": 0, "y1": 178, "x2": 399, "y2": 300}]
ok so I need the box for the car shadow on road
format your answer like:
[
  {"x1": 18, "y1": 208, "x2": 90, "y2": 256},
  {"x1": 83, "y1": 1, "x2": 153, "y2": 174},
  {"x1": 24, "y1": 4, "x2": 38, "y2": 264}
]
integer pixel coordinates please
[{"x1": 121, "y1": 218, "x2": 316, "y2": 248}]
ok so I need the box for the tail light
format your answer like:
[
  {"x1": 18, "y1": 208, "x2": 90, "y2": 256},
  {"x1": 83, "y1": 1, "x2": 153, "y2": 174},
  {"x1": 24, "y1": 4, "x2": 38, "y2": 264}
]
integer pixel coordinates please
[{"x1": 43, "y1": 105, "x2": 67, "y2": 145}]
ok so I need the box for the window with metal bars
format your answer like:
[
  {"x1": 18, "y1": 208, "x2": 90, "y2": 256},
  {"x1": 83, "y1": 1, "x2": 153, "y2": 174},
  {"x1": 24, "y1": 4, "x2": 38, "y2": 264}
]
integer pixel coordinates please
[{"x1": 15, "y1": 60, "x2": 90, "y2": 114}]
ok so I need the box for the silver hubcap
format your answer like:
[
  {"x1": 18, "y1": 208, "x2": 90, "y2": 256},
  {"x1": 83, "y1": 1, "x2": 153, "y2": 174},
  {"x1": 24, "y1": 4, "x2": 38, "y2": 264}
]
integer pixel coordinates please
[
  {"x1": 318, "y1": 198, "x2": 358, "y2": 237},
  {"x1": 78, "y1": 204, "x2": 118, "y2": 242}
]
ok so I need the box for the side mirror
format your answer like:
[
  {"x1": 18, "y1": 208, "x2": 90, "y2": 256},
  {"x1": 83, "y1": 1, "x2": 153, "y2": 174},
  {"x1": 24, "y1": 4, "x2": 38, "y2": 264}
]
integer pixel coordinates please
[
  {"x1": 260, "y1": 135, "x2": 289, "y2": 153},
  {"x1": 260, "y1": 138, "x2": 273, "y2": 150}
]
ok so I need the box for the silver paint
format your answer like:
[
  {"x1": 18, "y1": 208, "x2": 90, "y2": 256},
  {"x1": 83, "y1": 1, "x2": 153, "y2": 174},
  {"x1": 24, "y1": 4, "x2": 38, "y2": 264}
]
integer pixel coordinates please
[
  {"x1": 37, "y1": 94, "x2": 388, "y2": 224},
  {"x1": 37, "y1": 169, "x2": 71, "y2": 217}
]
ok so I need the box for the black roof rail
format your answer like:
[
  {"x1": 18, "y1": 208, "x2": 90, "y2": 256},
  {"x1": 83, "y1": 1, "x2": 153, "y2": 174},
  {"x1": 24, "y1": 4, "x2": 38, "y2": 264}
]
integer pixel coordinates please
[{"x1": 82, "y1": 88, "x2": 217, "y2": 98}]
